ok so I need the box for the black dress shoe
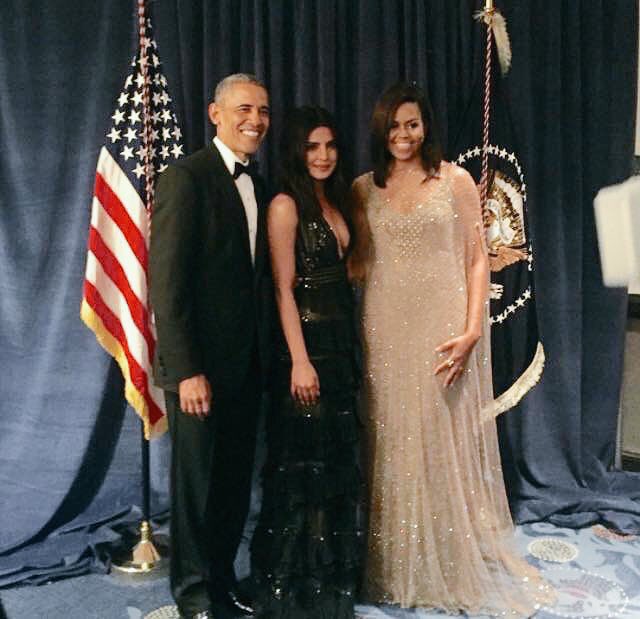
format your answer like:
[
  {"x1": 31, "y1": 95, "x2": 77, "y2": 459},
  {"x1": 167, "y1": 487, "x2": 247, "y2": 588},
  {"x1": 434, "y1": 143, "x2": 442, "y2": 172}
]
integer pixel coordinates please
[
  {"x1": 226, "y1": 587, "x2": 255, "y2": 615},
  {"x1": 209, "y1": 600, "x2": 238, "y2": 619},
  {"x1": 181, "y1": 611, "x2": 214, "y2": 619},
  {"x1": 183, "y1": 605, "x2": 235, "y2": 619}
]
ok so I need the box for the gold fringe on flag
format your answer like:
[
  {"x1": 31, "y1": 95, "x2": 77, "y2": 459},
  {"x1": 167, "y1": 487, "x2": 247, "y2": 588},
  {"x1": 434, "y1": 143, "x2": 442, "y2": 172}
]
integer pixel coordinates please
[{"x1": 81, "y1": 299, "x2": 167, "y2": 439}]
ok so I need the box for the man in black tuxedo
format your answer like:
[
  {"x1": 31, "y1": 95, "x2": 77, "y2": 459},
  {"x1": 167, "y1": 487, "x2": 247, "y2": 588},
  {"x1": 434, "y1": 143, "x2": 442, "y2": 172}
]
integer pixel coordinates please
[{"x1": 150, "y1": 73, "x2": 272, "y2": 619}]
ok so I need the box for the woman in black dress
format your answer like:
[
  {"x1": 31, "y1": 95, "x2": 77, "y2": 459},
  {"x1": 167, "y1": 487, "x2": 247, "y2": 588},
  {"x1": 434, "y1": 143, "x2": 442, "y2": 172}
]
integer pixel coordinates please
[{"x1": 251, "y1": 106, "x2": 361, "y2": 618}]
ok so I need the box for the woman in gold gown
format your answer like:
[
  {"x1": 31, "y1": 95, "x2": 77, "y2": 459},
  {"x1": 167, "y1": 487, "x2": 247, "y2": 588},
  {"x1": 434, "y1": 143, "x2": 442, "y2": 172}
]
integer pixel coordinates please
[{"x1": 349, "y1": 82, "x2": 553, "y2": 617}]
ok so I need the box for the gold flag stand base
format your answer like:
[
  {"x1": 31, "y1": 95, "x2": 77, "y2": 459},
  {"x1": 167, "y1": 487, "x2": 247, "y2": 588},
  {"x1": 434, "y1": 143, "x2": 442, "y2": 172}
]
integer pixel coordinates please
[{"x1": 111, "y1": 520, "x2": 169, "y2": 576}]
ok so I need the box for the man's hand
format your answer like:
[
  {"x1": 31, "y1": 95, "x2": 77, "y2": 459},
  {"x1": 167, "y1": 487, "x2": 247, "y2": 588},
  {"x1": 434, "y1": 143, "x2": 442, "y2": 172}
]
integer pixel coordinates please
[{"x1": 178, "y1": 374, "x2": 212, "y2": 420}]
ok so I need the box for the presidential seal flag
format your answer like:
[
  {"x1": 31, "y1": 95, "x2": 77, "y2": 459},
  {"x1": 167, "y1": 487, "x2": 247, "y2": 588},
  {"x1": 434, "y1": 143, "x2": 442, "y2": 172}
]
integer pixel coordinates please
[
  {"x1": 452, "y1": 5, "x2": 544, "y2": 414},
  {"x1": 80, "y1": 11, "x2": 183, "y2": 438}
]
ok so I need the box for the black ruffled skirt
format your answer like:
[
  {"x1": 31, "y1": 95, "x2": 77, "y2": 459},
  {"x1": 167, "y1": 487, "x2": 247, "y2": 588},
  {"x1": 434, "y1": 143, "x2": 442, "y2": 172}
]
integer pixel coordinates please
[{"x1": 251, "y1": 296, "x2": 363, "y2": 618}]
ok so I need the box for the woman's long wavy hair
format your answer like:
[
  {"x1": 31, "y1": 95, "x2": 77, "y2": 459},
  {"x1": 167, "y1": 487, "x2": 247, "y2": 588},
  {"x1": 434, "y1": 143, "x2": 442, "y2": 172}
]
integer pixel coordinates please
[
  {"x1": 277, "y1": 106, "x2": 350, "y2": 225},
  {"x1": 371, "y1": 82, "x2": 442, "y2": 187},
  {"x1": 348, "y1": 82, "x2": 443, "y2": 281}
]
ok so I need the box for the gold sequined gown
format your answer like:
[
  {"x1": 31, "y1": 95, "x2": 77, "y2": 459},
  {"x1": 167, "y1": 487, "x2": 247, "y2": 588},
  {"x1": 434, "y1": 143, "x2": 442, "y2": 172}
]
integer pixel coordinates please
[{"x1": 355, "y1": 163, "x2": 553, "y2": 617}]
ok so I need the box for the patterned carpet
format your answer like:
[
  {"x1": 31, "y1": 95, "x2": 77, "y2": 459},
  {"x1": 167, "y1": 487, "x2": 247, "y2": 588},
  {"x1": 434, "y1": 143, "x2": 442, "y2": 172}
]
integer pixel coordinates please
[
  {"x1": 1, "y1": 523, "x2": 638, "y2": 619},
  {"x1": 356, "y1": 523, "x2": 640, "y2": 619}
]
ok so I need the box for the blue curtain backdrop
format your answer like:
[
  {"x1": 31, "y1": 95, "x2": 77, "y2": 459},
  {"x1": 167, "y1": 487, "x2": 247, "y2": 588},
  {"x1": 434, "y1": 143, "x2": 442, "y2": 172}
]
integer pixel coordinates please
[{"x1": 1, "y1": 0, "x2": 638, "y2": 587}]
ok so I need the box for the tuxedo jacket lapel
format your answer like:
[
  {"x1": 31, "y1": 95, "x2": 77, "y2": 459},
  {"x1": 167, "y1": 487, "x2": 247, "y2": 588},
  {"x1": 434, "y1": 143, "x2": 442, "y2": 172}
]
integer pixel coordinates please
[
  {"x1": 206, "y1": 145, "x2": 253, "y2": 273},
  {"x1": 253, "y1": 176, "x2": 268, "y2": 282}
]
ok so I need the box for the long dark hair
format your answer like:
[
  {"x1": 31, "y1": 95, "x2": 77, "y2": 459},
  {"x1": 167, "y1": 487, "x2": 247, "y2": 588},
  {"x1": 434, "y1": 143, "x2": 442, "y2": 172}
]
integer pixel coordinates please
[
  {"x1": 277, "y1": 106, "x2": 349, "y2": 221},
  {"x1": 370, "y1": 82, "x2": 442, "y2": 187}
]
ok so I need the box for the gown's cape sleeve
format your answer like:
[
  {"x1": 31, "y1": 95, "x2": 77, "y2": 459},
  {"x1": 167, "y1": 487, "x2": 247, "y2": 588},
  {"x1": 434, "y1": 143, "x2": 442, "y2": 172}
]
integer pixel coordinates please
[{"x1": 449, "y1": 164, "x2": 499, "y2": 421}]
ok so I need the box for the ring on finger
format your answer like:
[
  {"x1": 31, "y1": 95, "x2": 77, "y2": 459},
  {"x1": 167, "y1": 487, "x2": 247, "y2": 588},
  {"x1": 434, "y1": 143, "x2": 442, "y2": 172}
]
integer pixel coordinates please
[{"x1": 446, "y1": 359, "x2": 455, "y2": 368}]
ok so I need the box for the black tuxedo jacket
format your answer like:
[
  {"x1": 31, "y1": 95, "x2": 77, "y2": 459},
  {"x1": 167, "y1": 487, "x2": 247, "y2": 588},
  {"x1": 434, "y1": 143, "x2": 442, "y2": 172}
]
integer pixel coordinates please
[{"x1": 149, "y1": 144, "x2": 272, "y2": 397}]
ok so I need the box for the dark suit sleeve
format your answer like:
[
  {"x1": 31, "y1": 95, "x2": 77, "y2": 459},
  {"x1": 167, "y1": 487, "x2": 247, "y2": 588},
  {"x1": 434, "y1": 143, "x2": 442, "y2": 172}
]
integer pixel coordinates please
[{"x1": 149, "y1": 164, "x2": 204, "y2": 386}]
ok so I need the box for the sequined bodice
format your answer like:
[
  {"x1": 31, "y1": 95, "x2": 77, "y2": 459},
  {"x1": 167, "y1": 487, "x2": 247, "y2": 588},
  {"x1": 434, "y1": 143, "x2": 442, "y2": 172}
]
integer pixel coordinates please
[
  {"x1": 370, "y1": 175, "x2": 453, "y2": 258},
  {"x1": 363, "y1": 171, "x2": 468, "y2": 343},
  {"x1": 295, "y1": 210, "x2": 341, "y2": 275},
  {"x1": 278, "y1": 207, "x2": 354, "y2": 360}
]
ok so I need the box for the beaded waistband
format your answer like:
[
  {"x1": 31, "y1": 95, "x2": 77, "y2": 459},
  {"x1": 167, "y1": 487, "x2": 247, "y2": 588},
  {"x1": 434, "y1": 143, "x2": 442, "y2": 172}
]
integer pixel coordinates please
[{"x1": 296, "y1": 263, "x2": 347, "y2": 287}]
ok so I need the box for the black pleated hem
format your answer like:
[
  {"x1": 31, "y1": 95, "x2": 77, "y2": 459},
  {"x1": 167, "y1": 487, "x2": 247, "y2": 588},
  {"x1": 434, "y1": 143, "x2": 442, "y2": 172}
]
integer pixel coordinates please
[{"x1": 254, "y1": 586, "x2": 356, "y2": 619}]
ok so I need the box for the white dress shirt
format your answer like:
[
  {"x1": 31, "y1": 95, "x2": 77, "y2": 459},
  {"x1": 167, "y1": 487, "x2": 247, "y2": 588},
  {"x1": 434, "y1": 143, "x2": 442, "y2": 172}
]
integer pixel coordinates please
[{"x1": 213, "y1": 136, "x2": 258, "y2": 264}]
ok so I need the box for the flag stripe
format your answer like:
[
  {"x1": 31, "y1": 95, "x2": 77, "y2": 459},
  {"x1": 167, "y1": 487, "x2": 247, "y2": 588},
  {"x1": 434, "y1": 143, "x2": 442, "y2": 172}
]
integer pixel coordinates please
[
  {"x1": 83, "y1": 280, "x2": 164, "y2": 425},
  {"x1": 94, "y1": 172, "x2": 148, "y2": 270},
  {"x1": 88, "y1": 225, "x2": 155, "y2": 358},
  {"x1": 85, "y1": 250, "x2": 153, "y2": 384},
  {"x1": 96, "y1": 147, "x2": 149, "y2": 233},
  {"x1": 83, "y1": 253, "x2": 165, "y2": 417},
  {"x1": 80, "y1": 299, "x2": 166, "y2": 436},
  {"x1": 90, "y1": 196, "x2": 147, "y2": 302}
]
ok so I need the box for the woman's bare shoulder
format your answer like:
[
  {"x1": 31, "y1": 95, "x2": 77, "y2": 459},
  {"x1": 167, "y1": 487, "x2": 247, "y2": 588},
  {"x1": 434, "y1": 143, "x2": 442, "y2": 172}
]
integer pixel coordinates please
[
  {"x1": 268, "y1": 193, "x2": 298, "y2": 225},
  {"x1": 269, "y1": 192, "x2": 297, "y2": 209}
]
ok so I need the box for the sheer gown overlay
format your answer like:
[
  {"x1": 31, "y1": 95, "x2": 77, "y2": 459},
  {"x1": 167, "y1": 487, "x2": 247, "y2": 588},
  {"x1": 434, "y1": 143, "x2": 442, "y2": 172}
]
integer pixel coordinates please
[
  {"x1": 354, "y1": 163, "x2": 554, "y2": 617},
  {"x1": 251, "y1": 205, "x2": 362, "y2": 618}
]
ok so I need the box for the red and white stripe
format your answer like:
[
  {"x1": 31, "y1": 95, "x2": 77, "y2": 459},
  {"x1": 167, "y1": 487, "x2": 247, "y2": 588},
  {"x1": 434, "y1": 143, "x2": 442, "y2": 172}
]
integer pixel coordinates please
[{"x1": 81, "y1": 147, "x2": 166, "y2": 437}]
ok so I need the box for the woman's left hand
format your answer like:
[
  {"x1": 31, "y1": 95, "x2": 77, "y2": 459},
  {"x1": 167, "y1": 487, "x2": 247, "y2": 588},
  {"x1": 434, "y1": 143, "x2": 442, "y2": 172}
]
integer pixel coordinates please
[{"x1": 434, "y1": 331, "x2": 481, "y2": 387}]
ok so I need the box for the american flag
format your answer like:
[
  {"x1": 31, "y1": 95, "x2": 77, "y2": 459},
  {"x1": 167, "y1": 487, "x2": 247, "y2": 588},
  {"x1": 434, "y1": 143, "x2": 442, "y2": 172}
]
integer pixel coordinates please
[{"x1": 81, "y1": 17, "x2": 183, "y2": 438}]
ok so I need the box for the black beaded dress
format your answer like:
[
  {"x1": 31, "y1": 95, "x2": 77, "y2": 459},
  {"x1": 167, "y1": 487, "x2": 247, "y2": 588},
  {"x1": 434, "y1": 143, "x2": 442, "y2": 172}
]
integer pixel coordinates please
[{"x1": 251, "y1": 205, "x2": 362, "y2": 619}]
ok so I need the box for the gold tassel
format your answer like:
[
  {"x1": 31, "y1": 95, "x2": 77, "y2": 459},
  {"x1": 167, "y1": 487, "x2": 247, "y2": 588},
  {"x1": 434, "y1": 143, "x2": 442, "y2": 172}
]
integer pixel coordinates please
[
  {"x1": 474, "y1": 8, "x2": 512, "y2": 75},
  {"x1": 491, "y1": 12, "x2": 512, "y2": 75}
]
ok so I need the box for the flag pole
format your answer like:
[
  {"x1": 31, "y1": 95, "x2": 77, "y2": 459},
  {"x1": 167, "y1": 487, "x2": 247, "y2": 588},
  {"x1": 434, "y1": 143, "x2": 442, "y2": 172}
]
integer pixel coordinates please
[
  {"x1": 111, "y1": 0, "x2": 168, "y2": 575},
  {"x1": 479, "y1": 0, "x2": 495, "y2": 214},
  {"x1": 474, "y1": 0, "x2": 511, "y2": 216},
  {"x1": 112, "y1": 420, "x2": 167, "y2": 574}
]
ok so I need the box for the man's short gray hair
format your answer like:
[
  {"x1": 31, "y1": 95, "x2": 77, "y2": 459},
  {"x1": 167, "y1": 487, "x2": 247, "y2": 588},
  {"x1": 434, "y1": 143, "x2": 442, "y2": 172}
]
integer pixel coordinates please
[{"x1": 213, "y1": 73, "x2": 267, "y2": 104}]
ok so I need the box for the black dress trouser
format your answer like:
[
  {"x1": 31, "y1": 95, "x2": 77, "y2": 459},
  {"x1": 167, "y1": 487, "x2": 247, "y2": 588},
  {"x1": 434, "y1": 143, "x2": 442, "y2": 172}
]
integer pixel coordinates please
[{"x1": 166, "y1": 354, "x2": 261, "y2": 616}]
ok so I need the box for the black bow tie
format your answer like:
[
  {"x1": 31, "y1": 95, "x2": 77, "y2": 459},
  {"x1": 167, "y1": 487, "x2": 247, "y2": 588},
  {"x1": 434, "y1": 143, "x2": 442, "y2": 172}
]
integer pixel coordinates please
[{"x1": 232, "y1": 160, "x2": 259, "y2": 180}]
